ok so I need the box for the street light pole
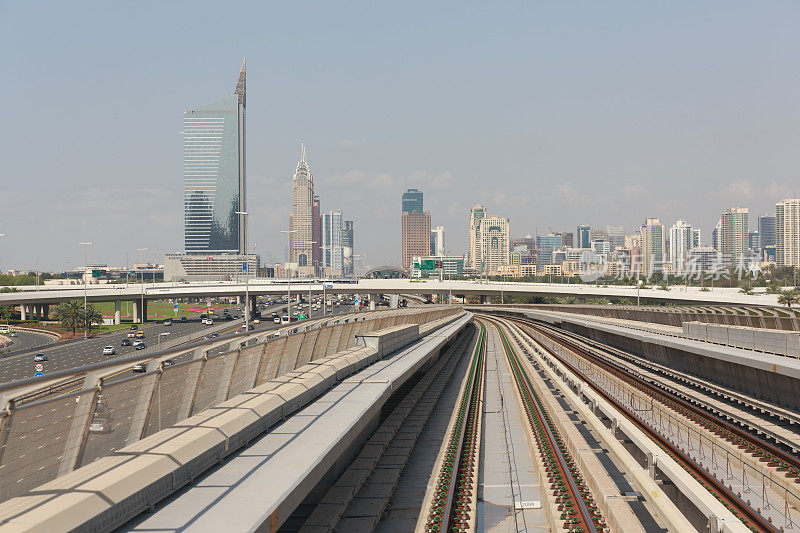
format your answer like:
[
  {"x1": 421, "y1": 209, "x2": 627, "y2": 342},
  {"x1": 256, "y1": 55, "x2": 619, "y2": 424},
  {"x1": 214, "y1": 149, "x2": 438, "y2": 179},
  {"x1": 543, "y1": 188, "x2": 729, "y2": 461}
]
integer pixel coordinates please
[
  {"x1": 235, "y1": 211, "x2": 250, "y2": 330},
  {"x1": 299, "y1": 240, "x2": 317, "y2": 319},
  {"x1": 138, "y1": 248, "x2": 147, "y2": 324},
  {"x1": 281, "y1": 229, "x2": 298, "y2": 324},
  {"x1": 79, "y1": 242, "x2": 92, "y2": 338}
]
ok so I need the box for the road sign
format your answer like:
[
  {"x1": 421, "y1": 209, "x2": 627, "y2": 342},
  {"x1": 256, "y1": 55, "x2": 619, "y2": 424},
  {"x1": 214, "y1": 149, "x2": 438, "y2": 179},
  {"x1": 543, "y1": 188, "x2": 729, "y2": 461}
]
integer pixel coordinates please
[
  {"x1": 418, "y1": 259, "x2": 436, "y2": 271},
  {"x1": 242, "y1": 262, "x2": 248, "y2": 272},
  {"x1": 174, "y1": 303, "x2": 179, "y2": 310},
  {"x1": 35, "y1": 372, "x2": 43, "y2": 377},
  {"x1": 298, "y1": 313, "x2": 307, "y2": 320},
  {"x1": 34, "y1": 363, "x2": 44, "y2": 373}
]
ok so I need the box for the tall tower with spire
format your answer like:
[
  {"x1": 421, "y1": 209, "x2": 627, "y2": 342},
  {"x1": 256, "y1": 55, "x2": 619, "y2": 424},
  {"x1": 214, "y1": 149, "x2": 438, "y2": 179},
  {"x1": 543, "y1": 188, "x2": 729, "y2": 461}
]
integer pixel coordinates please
[
  {"x1": 290, "y1": 144, "x2": 316, "y2": 276},
  {"x1": 183, "y1": 59, "x2": 247, "y2": 255}
]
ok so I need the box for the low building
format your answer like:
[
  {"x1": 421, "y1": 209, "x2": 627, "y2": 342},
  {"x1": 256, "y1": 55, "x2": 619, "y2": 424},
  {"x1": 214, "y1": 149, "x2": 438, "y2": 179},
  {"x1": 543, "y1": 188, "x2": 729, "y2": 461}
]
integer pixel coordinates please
[{"x1": 164, "y1": 254, "x2": 260, "y2": 281}]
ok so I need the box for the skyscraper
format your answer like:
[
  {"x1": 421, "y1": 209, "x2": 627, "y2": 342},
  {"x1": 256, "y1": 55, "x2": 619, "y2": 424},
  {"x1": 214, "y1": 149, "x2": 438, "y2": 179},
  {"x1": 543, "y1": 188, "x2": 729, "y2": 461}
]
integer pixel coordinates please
[
  {"x1": 184, "y1": 59, "x2": 247, "y2": 254},
  {"x1": 757, "y1": 215, "x2": 777, "y2": 256},
  {"x1": 402, "y1": 189, "x2": 424, "y2": 213},
  {"x1": 776, "y1": 199, "x2": 800, "y2": 268},
  {"x1": 322, "y1": 210, "x2": 344, "y2": 276},
  {"x1": 669, "y1": 220, "x2": 696, "y2": 272},
  {"x1": 431, "y1": 226, "x2": 446, "y2": 256},
  {"x1": 312, "y1": 195, "x2": 322, "y2": 269},
  {"x1": 720, "y1": 207, "x2": 749, "y2": 266},
  {"x1": 536, "y1": 233, "x2": 563, "y2": 268},
  {"x1": 290, "y1": 144, "x2": 316, "y2": 276},
  {"x1": 640, "y1": 218, "x2": 665, "y2": 277},
  {"x1": 402, "y1": 211, "x2": 431, "y2": 269},
  {"x1": 479, "y1": 216, "x2": 510, "y2": 274},
  {"x1": 468, "y1": 205, "x2": 486, "y2": 268},
  {"x1": 576, "y1": 225, "x2": 591, "y2": 249},
  {"x1": 342, "y1": 220, "x2": 354, "y2": 275}
]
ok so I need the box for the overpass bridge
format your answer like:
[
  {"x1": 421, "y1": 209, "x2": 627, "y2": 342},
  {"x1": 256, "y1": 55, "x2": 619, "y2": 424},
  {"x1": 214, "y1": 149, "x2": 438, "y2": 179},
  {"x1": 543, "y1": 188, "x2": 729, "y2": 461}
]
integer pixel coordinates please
[
  {"x1": 2, "y1": 304, "x2": 800, "y2": 531},
  {"x1": 0, "y1": 279, "x2": 785, "y2": 324}
]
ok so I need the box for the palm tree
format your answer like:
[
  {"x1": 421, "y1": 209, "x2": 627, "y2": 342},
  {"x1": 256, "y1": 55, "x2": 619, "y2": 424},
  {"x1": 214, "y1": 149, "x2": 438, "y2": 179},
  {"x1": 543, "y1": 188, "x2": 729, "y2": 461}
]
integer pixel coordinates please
[
  {"x1": 777, "y1": 289, "x2": 800, "y2": 308},
  {"x1": 80, "y1": 304, "x2": 103, "y2": 333},
  {"x1": 738, "y1": 279, "x2": 754, "y2": 295},
  {"x1": 51, "y1": 300, "x2": 83, "y2": 334},
  {"x1": 766, "y1": 279, "x2": 782, "y2": 294}
]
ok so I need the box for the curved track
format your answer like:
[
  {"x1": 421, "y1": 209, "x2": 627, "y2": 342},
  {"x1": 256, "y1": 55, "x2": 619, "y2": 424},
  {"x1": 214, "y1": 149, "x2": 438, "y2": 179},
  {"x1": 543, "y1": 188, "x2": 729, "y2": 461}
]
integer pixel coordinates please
[{"x1": 505, "y1": 315, "x2": 779, "y2": 533}]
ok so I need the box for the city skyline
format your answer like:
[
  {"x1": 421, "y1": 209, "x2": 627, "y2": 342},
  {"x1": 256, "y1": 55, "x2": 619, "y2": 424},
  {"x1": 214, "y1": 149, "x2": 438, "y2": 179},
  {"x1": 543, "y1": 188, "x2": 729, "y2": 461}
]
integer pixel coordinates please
[{"x1": 3, "y1": 2, "x2": 800, "y2": 271}]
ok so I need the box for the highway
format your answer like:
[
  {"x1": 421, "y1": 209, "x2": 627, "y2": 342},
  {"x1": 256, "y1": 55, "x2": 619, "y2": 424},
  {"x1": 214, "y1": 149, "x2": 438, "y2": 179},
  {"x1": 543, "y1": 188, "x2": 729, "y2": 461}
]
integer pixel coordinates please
[
  {"x1": 0, "y1": 297, "x2": 354, "y2": 385},
  {"x1": 1, "y1": 330, "x2": 54, "y2": 356}
]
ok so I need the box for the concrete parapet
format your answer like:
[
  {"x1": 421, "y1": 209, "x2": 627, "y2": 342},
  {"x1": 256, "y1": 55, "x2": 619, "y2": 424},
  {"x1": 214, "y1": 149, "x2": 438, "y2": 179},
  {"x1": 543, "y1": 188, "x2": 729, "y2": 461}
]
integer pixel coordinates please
[
  {"x1": 355, "y1": 324, "x2": 420, "y2": 357},
  {"x1": 683, "y1": 320, "x2": 800, "y2": 357}
]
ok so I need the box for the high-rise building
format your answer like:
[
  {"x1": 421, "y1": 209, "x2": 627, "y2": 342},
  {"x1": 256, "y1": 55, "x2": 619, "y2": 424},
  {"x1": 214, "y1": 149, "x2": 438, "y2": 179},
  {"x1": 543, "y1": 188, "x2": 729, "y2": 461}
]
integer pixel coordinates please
[
  {"x1": 640, "y1": 218, "x2": 666, "y2": 276},
  {"x1": 290, "y1": 144, "x2": 316, "y2": 276},
  {"x1": 669, "y1": 220, "x2": 696, "y2": 272},
  {"x1": 720, "y1": 207, "x2": 749, "y2": 266},
  {"x1": 468, "y1": 205, "x2": 486, "y2": 268},
  {"x1": 342, "y1": 220, "x2": 354, "y2": 275},
  {"x1": 480, "y1": 216, "x2": 510, "y2": 274},
  {"x1": 184, "y1": 59, "x2": 247, "y2": 255},
  {"x1": 402, "y1": 211, "x2": 431, "y2": 269},
  {"x1": 776, "y1": 199, "x2": 800, "y2": 268},
  {"x1": 606, "y1": 226, "x2": 626, "y2": 251},
  {"x1": 431, "y1": 226, "x2": 446, "y2": 257},
  {"x1": 712, "y1": 219, "x2": 722, "y2": 251},
  {"x1": 757, "y1": 215, "x2": 777, "y2": 256},
  {"x1": 312, "y1": 195, "x2": 322, "y2": 269},
  {"x1": 576, "y1": 225, "x2": 591, "y2": 249},
  {"x1": 556, "y1": 232, "x2": 574, "y2": 248},
  {"x1": 322, "y1": 210, "x2": 344, "y2": 276},
  {"x1": 536, "y1": 233, "x2": 563, "y2": 268},
  {"x1": 402, "y1": 188, "x2": 424, "y2": 213}
]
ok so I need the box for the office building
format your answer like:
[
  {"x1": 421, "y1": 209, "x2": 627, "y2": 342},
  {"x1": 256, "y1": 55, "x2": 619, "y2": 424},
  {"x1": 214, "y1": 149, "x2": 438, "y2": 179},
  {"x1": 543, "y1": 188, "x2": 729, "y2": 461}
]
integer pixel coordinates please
[
  {"x1": 164, "y1": 253, "x2": 259, "y2": 282},
  {"x1": 556, "y1": 232, "x2": 574, "y2": 248},
  {"x1": 536, "y1": 233, "x2": 563, "y2": 268},
  {"x1": 468, "y1": 205, "x2": 486, "y2": 268},
  {"x1": 776, "y1": 199, "x2": 800, "y2": 268},
  {"x1": 688, "y1": 247, "x2": 720, "y2": 274},
  {"x1": 720, "y1": 207, "x2": 749, "y2": 266},
  {"x1": 640, "y1": 218, "x2": 666, "y2": 276},
  {"x1": 342, "y1": 220, "x2": 354, "y2": 275},
  {"x1": 402, "y1": 211, "x2": 431, "y2": 269},
  {"x1": 312, "y1": 195, "x2": 322, "y2": 268},
  {"x1": 431, "y1": 226, "x2": 446, "y2": 257},
  {"x1": 184, "y1": 59, "x2": 247, "y2": 255},
  {"x1": 322, "y1": 210, "x2": 344, "y2": 276},
  {"x1": 712, "y1": 219, "x2": 722, "y2": 251},
  {"x1": 479, "y1": 216, "x2": 510, "y2": 274},
  {"x1": 606, "y1": 226, "x2": 626, "y2": 251},
  {"x1": 757, "y1": 215, "x2": 777, "y2": 255},
  {"x1": 669, "y1": 220, "x2": 696, "y2": 272},
  {"x1": 290, "y1": 144, "x2": 316, "y2": 277},
  {"x1": 576, "y1": 225, "x2": 591, "y2": 249},
  {"x1": 512, "y1": 236, "x2": 535, "y2": 252},
  {"x1": 402, "y1": 188, "x2": 424, "y2": 213}
]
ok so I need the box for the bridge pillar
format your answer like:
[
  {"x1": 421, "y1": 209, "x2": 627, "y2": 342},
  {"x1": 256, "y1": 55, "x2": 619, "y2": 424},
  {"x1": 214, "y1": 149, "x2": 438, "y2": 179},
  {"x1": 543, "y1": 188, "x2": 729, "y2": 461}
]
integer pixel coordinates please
[
  {"x1": 41, "y1": 304, "x2": 49, "y2": 321},
  {"x1": 114, "y1": 300, "x2": 121, "y2": 325},
  {"x1": 133, "y1": 300, "x2": 147, "y2": 323},
  {"x1": 369, "y1": 294, "x2": 378, "y2": 310},
  {"x1": 480, "y1": 295, "x2": 487, "y2": 304},
  {"x1": 20, "y1": 305, "x2": 27, "y2": 321},
  {"x1": 248, "y1": 295, "x2": 257, "y2": 320},
  {"x1": 236, "y1": 295, "x2": 242, "y2": 305},
  {"x1": 389, "y1": 295, "x2": 399, "y2": 309}
]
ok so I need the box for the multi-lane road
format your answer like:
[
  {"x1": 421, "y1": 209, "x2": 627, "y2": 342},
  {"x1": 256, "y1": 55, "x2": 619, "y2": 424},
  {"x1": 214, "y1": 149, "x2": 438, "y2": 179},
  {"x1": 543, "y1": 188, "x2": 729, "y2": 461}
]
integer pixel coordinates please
[{"x1": 0, "y1": 298, "x2": 355, "y2": 384}]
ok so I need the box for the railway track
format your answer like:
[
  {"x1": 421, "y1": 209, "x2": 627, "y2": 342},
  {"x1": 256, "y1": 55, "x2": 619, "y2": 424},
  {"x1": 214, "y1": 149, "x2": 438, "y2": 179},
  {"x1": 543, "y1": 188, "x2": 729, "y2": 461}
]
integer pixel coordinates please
[
  {"x1": 504, "y1": 315, "x2": 780, "y2": 533},
  {"x1": 489, "y1": 317, "x2": 605, "y2": 533},
  {"x1": 425, "y1": 321, "x2": 486, "y2": 532}
]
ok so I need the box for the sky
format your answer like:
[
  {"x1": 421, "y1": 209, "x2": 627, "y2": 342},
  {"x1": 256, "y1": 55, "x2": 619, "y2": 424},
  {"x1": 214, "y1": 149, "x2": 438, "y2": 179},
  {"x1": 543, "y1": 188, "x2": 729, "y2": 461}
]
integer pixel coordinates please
[{"x1": 2, "y1": 1, "x2": 800, "y2": 271}]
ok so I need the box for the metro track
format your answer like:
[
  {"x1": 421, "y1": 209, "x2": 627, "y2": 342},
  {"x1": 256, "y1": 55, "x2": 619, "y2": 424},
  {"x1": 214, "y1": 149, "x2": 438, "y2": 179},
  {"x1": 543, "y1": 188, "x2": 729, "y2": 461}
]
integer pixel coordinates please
[{"x1": 500, "y1": 314, "x2": 780, "y2": 533}]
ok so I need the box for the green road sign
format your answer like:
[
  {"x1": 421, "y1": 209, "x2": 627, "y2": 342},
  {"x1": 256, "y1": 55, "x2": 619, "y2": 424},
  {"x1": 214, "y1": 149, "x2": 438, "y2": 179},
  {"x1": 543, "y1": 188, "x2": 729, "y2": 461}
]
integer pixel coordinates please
[
  {"x1": 419, "y1": 259, "x2": 436, "y2": 271},
  {"x1": 298, "y1": 313, "x2": 307, "y2": 320}
]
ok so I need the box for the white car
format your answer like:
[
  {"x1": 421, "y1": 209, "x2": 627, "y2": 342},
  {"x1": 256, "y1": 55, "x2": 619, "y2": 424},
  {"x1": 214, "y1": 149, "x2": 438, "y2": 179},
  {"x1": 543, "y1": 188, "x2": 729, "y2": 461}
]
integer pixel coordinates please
[
  {"x1": 132, "y1": 339, "x2": 144, "y2": 347},
  {"x1": 102, "y1": 346, "x2": 115, "y2": 356},
  {"x1": 0, "y1": 327, "x2": 10, "y2": 334},
  {"x1": 202, "y1": 318, "x2": 213, "y2": 325}
]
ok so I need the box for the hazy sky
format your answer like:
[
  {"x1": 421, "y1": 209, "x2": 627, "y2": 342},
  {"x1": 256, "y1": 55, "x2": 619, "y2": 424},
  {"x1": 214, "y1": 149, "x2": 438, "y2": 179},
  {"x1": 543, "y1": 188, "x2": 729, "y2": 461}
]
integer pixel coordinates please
[{"x1": 2, "y1": 1, "x2": 800, "y2": 271}]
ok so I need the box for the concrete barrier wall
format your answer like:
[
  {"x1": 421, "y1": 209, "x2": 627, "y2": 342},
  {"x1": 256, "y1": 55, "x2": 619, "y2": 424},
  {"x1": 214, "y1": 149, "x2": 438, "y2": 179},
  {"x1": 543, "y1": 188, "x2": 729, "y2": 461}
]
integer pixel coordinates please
[
  {"x1": 682, "y1": 321, "x2": 800, "y2": 357},
  {"x1": 0, "y1": 317, "x2": 471, "y2": 532},
  {"x1": 0, "y1": 306, "x2": 463, "y2": 504}
]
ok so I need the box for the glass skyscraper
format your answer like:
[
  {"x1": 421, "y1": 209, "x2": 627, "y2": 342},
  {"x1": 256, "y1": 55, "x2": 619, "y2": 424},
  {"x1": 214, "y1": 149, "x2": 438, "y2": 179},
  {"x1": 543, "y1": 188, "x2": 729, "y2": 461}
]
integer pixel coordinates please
[
  {"x1": 184, "y1": 59, "x2": 246, "y2": 254},
  {"x1": 402, "y1": 188, "x2": 424, "y2": 213}
]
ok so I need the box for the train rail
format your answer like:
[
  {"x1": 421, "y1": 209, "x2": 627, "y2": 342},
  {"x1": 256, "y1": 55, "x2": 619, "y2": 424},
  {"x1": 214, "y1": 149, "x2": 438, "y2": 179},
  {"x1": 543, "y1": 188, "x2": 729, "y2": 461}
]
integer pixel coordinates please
[
  {"x1": 487, "y1": 317, "x2": 605, "y2": 533},
  {"x1": 504, "y1": 315, "x2": 779, "y2": 533},
  {"x1": 426, "y1": 321, "x2": 486, "y2": 532}
]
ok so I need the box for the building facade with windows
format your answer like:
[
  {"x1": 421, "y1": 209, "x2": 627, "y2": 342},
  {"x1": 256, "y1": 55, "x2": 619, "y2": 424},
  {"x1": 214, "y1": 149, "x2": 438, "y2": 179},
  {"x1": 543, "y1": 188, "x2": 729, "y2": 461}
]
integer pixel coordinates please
[
  {"x1": 322, "y1": 210, "x2": 345, "y2": 276},
  {"x1": 290, "y1": 145, "x2": 316, "y2": 277},
  {"x1": 468, "y1": 205, "x2": 486, "y2": 269},
  {"x1": 720, "y1": 207, "x2": 749, "y2": 267},
  {"x1": 776, "y1": 199, "x2": 800, "y2": 268},
  {"x1": 184, "y1": 59, "x2": 247, "y2": 255},
  {"x1": 164, "y1": 253, "x2": 259, "y2": 281},
  {"x1": 640, "y1": 218, "x2": 666, "y2": 277},
  {"x1": 480, "y1": 216, "x2": 510, "y2": 274}
]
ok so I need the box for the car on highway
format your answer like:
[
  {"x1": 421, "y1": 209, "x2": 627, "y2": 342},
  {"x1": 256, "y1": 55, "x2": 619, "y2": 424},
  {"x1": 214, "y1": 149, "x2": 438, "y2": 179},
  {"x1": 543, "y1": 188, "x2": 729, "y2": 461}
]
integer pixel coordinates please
[
  {"x1": 202, "y1": 318, "x2": 213, "y2": 325},
  {"x1": 88, "y1": 418, "x2": 110, "y2": 434},
  {"x1": 132, "y1": 362, "x2": 147, "y2": 372},
  {"x1": 162, "y1": 359, "x2": 175, "y2": 367},
  {"x1": 0, "y1": 327, "x2": 9, "y2": 334},
  {"x1": 135, "y1": 343, "x2": 146, "y2": 350},
  {"x1": 180, "y1": 316, "x2": 187, "y2": 322},
  {"x1": 121, "y1": 339, "x2": 132, "y2": 346},
  {"x1": 130, "y1": 325, "x2": 138, "y2": 331},
  {"x1": 253, "y1": 319, "x2": 260, "y2": 324},
  {"x1": 163, "y1": 319, "x2": 172, "y2": 326},
  {"x1": 210, "y1": 333, "x2": 219, "y2": 339},
  {"x1": 135, "y1": 331, "x2": 145, "y2": 338},
  {"x1": 34, "y1": 353, "x2": 47, "y2": 362},
  {"x1": 102, "y1": 346, "x2": 116, "y2": 356},
  {"x1": 273, "y1": 316, "x2": 282, "y2": 324},
  {"x1": 127, "y1": 331, "x2": 137, "y2": 338},
  {"x1": 8, "y1": 331, "x2": 18, "y2": 337}
]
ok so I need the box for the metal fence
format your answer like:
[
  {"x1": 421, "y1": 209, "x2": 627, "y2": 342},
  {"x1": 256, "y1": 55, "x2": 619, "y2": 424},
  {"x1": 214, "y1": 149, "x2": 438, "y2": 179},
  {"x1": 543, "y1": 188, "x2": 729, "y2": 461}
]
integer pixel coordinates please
[{"x1": 0, "y1": 306, "x2": 461, "y2": 503}]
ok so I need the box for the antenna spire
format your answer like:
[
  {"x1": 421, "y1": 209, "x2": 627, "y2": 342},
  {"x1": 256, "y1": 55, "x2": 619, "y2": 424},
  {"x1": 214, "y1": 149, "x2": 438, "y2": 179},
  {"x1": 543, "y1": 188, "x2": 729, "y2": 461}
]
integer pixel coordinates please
[{"x1": 300, "y1": 142, "x2": 306, "y2": 162}]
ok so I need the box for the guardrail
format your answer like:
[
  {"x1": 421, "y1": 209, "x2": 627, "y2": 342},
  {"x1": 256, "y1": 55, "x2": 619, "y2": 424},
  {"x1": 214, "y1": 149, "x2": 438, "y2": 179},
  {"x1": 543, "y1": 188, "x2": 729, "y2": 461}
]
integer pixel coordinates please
[{"x1": 0, "y1": 306, "x2": 463, "y2": 504}]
